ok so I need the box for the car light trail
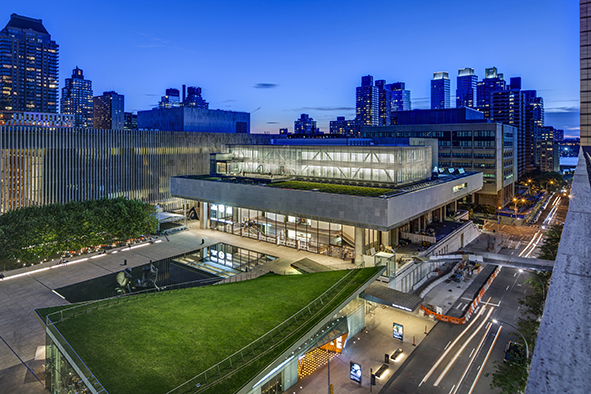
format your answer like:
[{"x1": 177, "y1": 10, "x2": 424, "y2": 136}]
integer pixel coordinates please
[
  {"x1": 450, "y1": 321, "x2": 493, "y2": 394},
  {"x1": 433, "y1": 307, "x2": 495, "y2": 386},
  {"x1": 467, "y1": 324, "x2": 503, "y2": 394},
  {"x1": 419, "y1": 306, "x2": 488, "y2": 386}
]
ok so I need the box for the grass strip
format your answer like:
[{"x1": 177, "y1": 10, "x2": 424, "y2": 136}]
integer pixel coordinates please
[{"x1": 268, "y1": 181, "x2": 393, "y2": 197}]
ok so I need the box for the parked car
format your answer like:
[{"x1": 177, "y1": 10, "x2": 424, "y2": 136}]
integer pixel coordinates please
[{"x1": 504, "y1": 341, "x2": 525, "y2": 363}]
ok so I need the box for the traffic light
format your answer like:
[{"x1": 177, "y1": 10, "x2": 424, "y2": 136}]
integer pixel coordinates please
[{"x1": 330, "y1": 383, "x2": 334, "y2": 394}]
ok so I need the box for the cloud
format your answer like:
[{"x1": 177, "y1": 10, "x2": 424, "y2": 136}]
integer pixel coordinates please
[
  {"x1": 145, "y1": 93, "x2": 158, "y2": 97},
  {"x1": 267, "y1": 121, "x2": 279, "y2": 124},
  {"x1": 294, "y1": 106, "x2": 355, "y2": 112},
  {"x1": 223, "y1": 99, "x2": 236, "y2": 102},
  {"x1": 252, "y1": 106, "x2": 262, "y2": 112},
  {"x1": 254, "y1": 83, "x2": 278, "y2": 89},
  {"x1": 545, "y1": 106, "x2": 580, "y2": 113}
]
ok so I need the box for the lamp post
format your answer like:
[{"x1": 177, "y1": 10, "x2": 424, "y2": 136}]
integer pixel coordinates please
[
  {"x1": 497, "y1": 205, "x2": 502, "y2": 245},
  {"x1": 512, "y1": 197, "x2": 526, "y2": 221},
  {"x1": 492, "y1": 319, "x2": 529, "y2": 360}
]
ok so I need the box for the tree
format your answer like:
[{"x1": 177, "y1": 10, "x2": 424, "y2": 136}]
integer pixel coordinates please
[
  {"x1": 488, "y1": 357, "x2": 529, "y2": 394},
  {"x1": 538, "y1": 225, "x2": 563, "y2": 261}
]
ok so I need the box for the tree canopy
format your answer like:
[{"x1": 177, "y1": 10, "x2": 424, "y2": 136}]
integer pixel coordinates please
[{"x1": 0, "y1": 198, "x2": 158, "y2": 271}]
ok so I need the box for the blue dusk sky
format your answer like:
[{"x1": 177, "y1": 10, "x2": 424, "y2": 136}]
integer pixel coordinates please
[{"x1": 9, "y1": 0, "x2": 580, "y2": 137}]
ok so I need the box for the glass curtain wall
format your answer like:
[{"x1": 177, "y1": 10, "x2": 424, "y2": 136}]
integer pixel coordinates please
[{"x1": 210, "y1": 203, "x2": 355, "y2": 259}]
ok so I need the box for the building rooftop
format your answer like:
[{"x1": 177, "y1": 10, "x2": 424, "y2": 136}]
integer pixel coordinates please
[
  {"x1": 38, "y1": 267, "x2": 381, "y2": 394},
  {"x1": 3, "y1": 13, "x2": 49, "y2": 35}
]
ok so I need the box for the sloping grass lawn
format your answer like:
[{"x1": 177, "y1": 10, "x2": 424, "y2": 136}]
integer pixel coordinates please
[
  {"x1": 268, "y1": 180, "x2": 393, "y2": 197},
  {"x1": 46, "y1": 268, "x2": 379, "y2": 394}
]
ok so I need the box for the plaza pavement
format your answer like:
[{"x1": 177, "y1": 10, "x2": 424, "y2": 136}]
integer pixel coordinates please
[{"x1": 0, "y1": 229, "x2": 481, "y2": 394}]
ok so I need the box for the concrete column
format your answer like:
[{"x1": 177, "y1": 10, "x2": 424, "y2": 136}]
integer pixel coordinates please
[
  {"x1": 391, "y1": 228, "x2": 399, "y2": 247},
  {"x1": 454, "y1": 200, "x2": 458, "y2": 212},
  {"x1": 440, "y1": 207, "x2": 445, "y2": 221},
  {"x1": 199, "y1": 202, "x2": 209, "y2": 229},
  {"x1": 381, "y1": 231, "x2": 391, "y2": 248},
  {"x1": 355, "y1": 227, "x2": 365, "y2": 264}
]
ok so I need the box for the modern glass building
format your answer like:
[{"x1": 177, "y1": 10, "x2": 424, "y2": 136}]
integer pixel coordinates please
[
  {"x1": 388, "y1": 82, "x2": 411, "y2": 112},
  {"x1": 456, "y1": 68, "x2": 477, "y2": 108},
  {"x1": 0, "y1": 14, "x2": 59, "y2": 113},
  {"x1": 215, "y1": 144, "x2": 432, "y2": 185},
  {"x1": 61, "y1": 67, "x2": 93, "y2": 128},
  {"x1": 0, "y1": 126, "x2": 270, "y2": 214},
  {"x1": 431, "y1": 72, "x2": 450, "y2": 109},
  {"x1": 293, "y1": 113, "x2": 318, "y2": 134},
  {"x1": 476, "y1": 67, "x2": 507, "y2": 118}
]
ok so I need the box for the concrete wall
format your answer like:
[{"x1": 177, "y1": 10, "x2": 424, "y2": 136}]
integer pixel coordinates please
[{"x1": 171, "y1": 172, "x2": 483, "y2": 231}]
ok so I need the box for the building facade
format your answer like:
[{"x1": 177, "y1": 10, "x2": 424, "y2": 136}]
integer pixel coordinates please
[
  {"x1": 61, "y1": 67, "x2": 93, "y2": 128},
  {"x1": 431, "y1": 72, "x2": 450, "y2": 109},
  {"x1": 138, "y1": 106, "x2": 250, "y2": 133},
  {"x1": 476, "y1": 67, "x2": 506, "y2": 118},
  {"x1": 93, "y1": 91, "x2": 124, "y2": 129},
  {"x1": 356, "y1": 75, "x2": 379, "y2": 126},
  {"x1": 388, "y1": 82, "x2": 411, "y2": 112},
  {"x1": 294, "y1": 113, "x2": 318, "y2": 134},
  {"x1": 0, "y1": 126, "x2": 270, "y2": 214},
  {"x1": 329, "y1": 116, "x2": 359, "y2": 135},
  {"x1": 456, "y1": 68, "x2": 477, "y2": 108},
  {"x1": 0, "y1": 14, "x2": 59, "y2": 113},
  {"x1": 0, "y1": 111, "x2": 72, "y2": 127},
  {"x1": 361, "y1": 123, "x2": 517, "y2": 206}
]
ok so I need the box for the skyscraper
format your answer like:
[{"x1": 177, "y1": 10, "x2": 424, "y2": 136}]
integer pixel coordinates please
[
  {"x1": 491, "y1": 86, "x2": 525, "y2": 177},
  {"x1": 375, "y1": 80, "x2": 391, "y2": 126},
  {"x1": 93, "y1": 91, "x2": 124, "y2": 129},
  {"x1": 0, "y1": 14, "x2": 59, "y2": 112},
  {"x1": 431, "y1": 72, "x2": 450, "y2": 109},
  {"x1": 387, "y1": 82, "x2": 411, "y2": 112},
  {"x1": 456, "y1": 68, "x2": 477, "y2": 108},
  {"x1": 61, "y1": 67, "x2": 93, "y2": 128},
  {"x1": 523, "y1": 89, "x2": 544, "y2": 171},
  {"x1": 356, "y1": 75, "x2": 379, "y2": 126},
  {"x1": 476, "y1": 67, "x2": 507, "y2": 118}
]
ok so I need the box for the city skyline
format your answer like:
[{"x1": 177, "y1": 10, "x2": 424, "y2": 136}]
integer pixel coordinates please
[{"x1": 10, "y1": 0, "x2": 580, "y2": 136}]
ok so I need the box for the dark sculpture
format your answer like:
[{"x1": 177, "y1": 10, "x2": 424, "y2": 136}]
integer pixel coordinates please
[{"x1": 135, "y1": 263, "x2": 159, "y2": 289}]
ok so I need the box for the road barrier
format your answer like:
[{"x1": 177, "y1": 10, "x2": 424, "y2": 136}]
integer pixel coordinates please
[{"x1": 420, "y1": 265, "x2": 501, "y2": 325}]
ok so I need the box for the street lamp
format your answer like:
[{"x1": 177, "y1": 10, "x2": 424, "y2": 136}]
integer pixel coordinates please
[
  {"x1": 492, "y1": 319, "x2": 529, "y2": 360},
  {"x1": 512, "y1": 197, "x2": 526, "y2": 221}
]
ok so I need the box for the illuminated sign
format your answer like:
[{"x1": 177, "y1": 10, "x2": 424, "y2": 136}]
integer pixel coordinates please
[
  {"x1": 350, "y1": 362, "x2": 362, "y2": 383},
  {"x1": 393, "y1": 323, "x2": 404, "y2": 342}
]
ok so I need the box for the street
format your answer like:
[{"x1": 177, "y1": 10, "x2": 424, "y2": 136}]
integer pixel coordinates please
[{"x1": 379, "y1": 266, "x2": 537, "y2": 394}]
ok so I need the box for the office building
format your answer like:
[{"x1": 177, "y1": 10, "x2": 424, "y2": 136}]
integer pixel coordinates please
[
  {"x1": 387, "y1": 82, "x2": 411, "y2": 112},
  {"x1": 375, "y1": 80, "x2": 391, "y2": 126},
  {"x1": 523, "y1": 90, "x2": 544, "y2": 171},
  {"x1": 456, "y1": 68, "x2": 477, "y2": 108},
  {"x1": 61, "y1": 67, "x2": 93, "y2": 127},
  {"x1": 361, "y1": 122, "x2": 517, "y2": 206},
  {"x1": 0, "y1": 126, "x2": 270, "y2": 214},
  {"x1": 138, "y1": 106, "x2": 249, "y2": 133},
  {"x1": 0, "y1": 14, "x2": 59, "y2": 113},
  {"x1": 431, "y1": 72, "x2": 450, "y2": 109},
  {"x1": 93, "y1": 91, "x2": 124, "y2": 129},
  {"x1": 356, "y1": 75, "x2": 379, "y2": 126},
  {"x1": 329, "y1": 116, "x2": 360, "y2": 135},
  {"x1": 124, "y1": 112, "x2": 137, "y2": 130},
  {"x1": 490, "y1": 84, "x2": 525, "y2": 178},
  {"x1": 294, "y1": 113, "x2": 318, "y2": 134},
  {"x1": 476, "y1": 67, "x2": 507, "y2": 118},
  {"x1": 535, "y1": 139, "x2": 559, "y2": 172}
]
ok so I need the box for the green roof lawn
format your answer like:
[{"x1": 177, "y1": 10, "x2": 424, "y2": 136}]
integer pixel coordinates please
[
  {"x1": 268, "y1": 180, "x2": 393, "y2": 197},
  {"x1": 45, "y1": 268, "x2": 380, "y2": 394}
]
